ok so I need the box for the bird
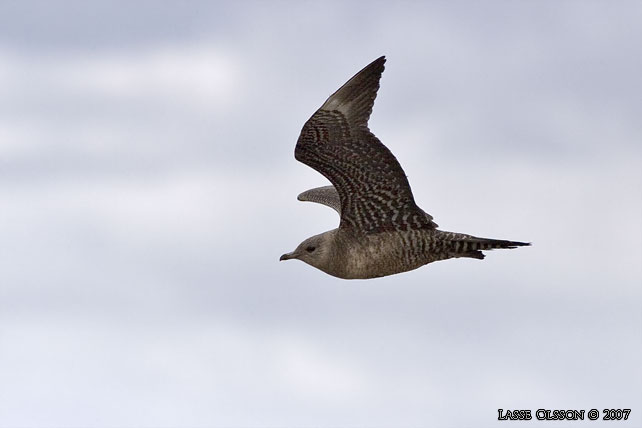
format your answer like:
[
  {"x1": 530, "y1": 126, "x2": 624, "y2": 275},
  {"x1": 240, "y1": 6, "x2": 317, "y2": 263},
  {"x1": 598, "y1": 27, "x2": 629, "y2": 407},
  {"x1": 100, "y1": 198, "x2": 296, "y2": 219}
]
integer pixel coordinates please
[{"x1": 280, "y1": 56, "x2": 529, "y2": 279}]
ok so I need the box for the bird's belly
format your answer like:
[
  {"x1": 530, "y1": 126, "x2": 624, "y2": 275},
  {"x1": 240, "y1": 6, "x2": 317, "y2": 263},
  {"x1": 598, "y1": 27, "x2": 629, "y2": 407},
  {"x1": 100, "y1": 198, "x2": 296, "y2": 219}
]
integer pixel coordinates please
[{"x1": 338, "y1": 231, "x2": 434, "y2": 279}]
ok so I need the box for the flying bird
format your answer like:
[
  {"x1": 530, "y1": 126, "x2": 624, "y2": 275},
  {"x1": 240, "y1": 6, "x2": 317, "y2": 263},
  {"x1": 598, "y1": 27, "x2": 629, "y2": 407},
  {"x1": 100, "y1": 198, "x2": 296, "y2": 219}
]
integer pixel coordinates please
[{"x1": 280, "y1": 56, "x2": 529, "y2": 279}]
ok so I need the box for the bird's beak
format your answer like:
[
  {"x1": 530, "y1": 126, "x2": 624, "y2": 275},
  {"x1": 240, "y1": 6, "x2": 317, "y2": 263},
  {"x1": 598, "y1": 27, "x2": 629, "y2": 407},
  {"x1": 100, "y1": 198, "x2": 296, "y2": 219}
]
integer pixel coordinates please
[{"x1": 280, "y1": 252, "x2": 295, "y2": 261}]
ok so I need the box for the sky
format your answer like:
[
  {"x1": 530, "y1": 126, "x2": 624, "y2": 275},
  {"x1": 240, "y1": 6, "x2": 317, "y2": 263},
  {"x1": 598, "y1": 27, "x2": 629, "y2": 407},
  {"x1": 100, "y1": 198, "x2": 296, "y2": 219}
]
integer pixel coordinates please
[{"x1": 0, "y1": 1, "x2": 641, "y2": 427}]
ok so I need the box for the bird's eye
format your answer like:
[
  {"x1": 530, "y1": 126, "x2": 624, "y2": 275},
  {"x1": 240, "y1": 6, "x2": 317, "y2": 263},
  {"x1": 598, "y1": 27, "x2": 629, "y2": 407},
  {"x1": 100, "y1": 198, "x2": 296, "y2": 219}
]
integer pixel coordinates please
[{"x1": 305, "y1": 246, "x2": 316, "y2": 253}]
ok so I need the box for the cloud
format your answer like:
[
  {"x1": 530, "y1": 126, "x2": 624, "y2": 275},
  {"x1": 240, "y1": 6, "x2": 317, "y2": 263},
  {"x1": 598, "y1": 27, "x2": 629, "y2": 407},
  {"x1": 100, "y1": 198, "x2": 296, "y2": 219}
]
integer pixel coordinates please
[{"x1": 0, "y1": 44, "x2": 249, "y2": 177}]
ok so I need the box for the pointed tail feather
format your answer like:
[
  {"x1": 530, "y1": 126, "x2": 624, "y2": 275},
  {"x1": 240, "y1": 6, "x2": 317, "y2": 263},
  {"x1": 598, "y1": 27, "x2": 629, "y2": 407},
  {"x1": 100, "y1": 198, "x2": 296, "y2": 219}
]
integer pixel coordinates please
[
  {"x1": 472, "y1": 237, "x2": 531, "y2": 250},
  {"x1": 449, "y1": 235, "x2": 530, "y2": 260}
]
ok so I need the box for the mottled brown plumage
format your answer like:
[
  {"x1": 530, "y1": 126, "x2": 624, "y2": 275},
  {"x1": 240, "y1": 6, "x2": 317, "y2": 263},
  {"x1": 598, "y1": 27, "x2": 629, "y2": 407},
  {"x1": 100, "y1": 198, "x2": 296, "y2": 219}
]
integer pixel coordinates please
[
  {"x1": 281, "y1": 56, "x2": 529, "y2": 279},
  {"x1": 294, "y1": 57, "x2": 437, "y2": 233}
]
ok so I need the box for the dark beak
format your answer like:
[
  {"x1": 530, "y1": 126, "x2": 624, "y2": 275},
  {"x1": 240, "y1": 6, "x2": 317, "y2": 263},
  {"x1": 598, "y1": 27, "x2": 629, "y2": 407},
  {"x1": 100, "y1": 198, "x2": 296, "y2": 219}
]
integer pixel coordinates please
[{"x1": 280, "y1": 252, "x2": 294, "y2": 261}]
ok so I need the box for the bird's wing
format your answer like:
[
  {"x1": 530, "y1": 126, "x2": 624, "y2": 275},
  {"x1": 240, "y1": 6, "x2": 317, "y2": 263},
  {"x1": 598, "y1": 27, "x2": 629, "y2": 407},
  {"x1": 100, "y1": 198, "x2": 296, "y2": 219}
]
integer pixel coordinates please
[
  {"x1": 294, "y1": 56, "x2": 437, "y2": 232},
  {"x1": 297, "y1": 186, "x2": 341, "y2": 215}
]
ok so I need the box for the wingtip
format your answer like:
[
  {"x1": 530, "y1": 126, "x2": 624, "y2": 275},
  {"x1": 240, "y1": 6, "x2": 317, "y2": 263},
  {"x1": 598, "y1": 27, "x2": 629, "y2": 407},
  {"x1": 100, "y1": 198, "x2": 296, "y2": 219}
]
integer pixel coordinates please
[
  {"x1": 354, "y1": 56, "x2": 386, "y2": 77},
  {"x1": 296, "y1": 188, "x2": 315, "y2": 201},
  {"x1": 319, "y1": 55, "x2": 388, "y2": 125},
  {"x1": 372, "y1": 55, "x2": 386, "y2": 70}
]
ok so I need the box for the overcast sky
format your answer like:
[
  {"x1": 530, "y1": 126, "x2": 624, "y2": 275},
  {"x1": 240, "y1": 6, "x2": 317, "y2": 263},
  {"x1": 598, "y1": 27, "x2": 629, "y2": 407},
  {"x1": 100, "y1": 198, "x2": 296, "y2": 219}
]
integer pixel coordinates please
[{"x1": 0, "y1": 1, "x2": 641, "y2": 427}]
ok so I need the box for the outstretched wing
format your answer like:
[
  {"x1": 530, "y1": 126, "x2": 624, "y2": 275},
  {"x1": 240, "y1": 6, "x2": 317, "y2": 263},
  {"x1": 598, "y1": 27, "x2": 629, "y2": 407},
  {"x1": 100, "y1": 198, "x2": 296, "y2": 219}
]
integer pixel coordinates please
[
  {"x1": 298, "y1": 186, "x2": 341, "y2": 215},
  {"x1": 294, "y1": 56, "x2": 437, "y2": 233}
]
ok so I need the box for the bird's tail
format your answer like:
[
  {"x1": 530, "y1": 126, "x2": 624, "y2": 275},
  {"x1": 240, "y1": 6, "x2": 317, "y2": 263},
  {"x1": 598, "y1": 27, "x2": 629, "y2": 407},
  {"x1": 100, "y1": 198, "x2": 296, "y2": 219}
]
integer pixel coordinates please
[{"x1": 445, "y1": 233, "x2": 530, "y2": 260}]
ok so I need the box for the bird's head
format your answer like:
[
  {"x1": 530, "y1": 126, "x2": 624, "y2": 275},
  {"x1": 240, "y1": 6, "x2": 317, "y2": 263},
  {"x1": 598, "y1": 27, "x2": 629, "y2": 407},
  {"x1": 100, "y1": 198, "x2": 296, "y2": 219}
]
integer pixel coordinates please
[{"x1": 280, "y1": 231, "x2": 334, "y2": 272}]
